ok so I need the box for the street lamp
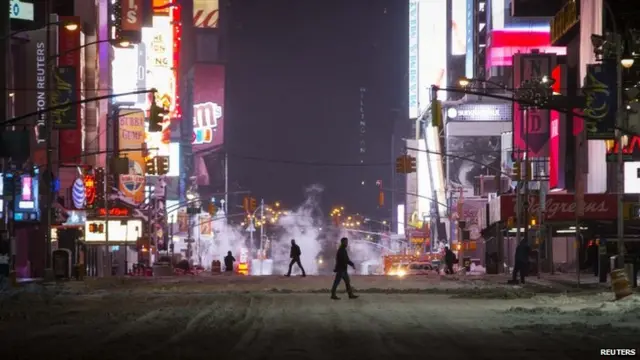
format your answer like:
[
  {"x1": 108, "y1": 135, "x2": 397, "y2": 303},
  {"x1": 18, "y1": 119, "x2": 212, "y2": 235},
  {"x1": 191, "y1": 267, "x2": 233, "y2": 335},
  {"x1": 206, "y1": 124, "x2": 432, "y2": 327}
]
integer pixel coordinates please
[
  {"x1": 458, "y1": 77, "x2": 508, "y2": 90},
  {"x1": 621, "y1": 48, "x2": 635, "y2": 69},
  {"x1": 2, "y1": 20, "x2": 80, "y2": 41}
]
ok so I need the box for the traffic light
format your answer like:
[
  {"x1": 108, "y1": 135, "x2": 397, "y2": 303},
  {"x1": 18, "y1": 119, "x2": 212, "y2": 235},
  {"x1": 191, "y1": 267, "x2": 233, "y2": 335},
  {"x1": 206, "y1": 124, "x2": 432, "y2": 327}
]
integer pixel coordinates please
[
  {"x1": 243, "y1": 196, "x2": 250, "y2": 213},
  {"x1": 506, "y1": 217, "x2": 515, "y2": 228},
  {"x1": 145, "y1": 157, "x2": 157, "y2": 175},
  {"x1": 529, "y1": 216, "x2": 537, "y2": 227},
  {"x1": 431, "y1": 99, "x2": 442, "y2": 128},
  {"x1": 88, "y1": 223, "x2": 105, "y2": 233},
  {"x1": 141, "y1": 143, "x2": 149, "y2": 158},
  {"x1": 208, "y1": 202, "x2": 217, "y2": 216},
  {"x1": 512, "y1": 161, "x2": 521, "y2": 181},
  {"x1": 395, "y1": 155, "x2": 408, "y2": 174},
  {"x1": 156, "y1": 156, "x2": 170, "y2": 175},
  {"x1": 378, "y1": 191, "x2": 384, "y2": 207},
  {"x1": 395, "y1": 155, "x2": 416, "y2": 174},
  {"x1": 408, "y1": 155, "x2": 417, "y2": 173},
  {"x1": 250, "y1": 198, "x2": 257, "y2": 212},
  {"x1": 106, "y1": 173, "x2": 116, "y2": 195},
  {"x1": 148, "y1": 101, "x2": 167, "y2": 133},
  {"x1": 95, "y1": 167, "x2": 105, "y2": 202}
]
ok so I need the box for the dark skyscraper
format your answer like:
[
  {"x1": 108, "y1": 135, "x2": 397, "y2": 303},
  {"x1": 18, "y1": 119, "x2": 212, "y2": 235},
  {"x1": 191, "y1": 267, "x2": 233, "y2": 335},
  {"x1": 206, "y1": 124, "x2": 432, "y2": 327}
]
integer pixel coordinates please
[{"x1": 225, "y1": 0, "x2": 408, "y2": 217}]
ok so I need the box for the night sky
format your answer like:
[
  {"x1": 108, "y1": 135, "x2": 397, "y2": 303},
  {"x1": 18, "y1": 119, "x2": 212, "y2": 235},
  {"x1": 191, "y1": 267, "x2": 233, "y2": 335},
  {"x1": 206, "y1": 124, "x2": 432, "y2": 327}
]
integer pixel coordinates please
[{"x1": 225, "y1": 0, "x2": 408, "y2": 218}]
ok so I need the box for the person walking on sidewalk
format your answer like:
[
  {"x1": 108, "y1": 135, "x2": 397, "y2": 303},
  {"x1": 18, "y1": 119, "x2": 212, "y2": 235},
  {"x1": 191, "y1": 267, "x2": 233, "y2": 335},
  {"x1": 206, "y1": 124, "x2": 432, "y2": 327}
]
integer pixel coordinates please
[
  {"x1": 512, "y1": 238, "x2": 531, "y2": 284},
  {"x1": 331, "y1": 237, "x2": 358, "y2": 300},
  {"x1": 285, "y1": 239, "x2": 306, "y2": 277}
]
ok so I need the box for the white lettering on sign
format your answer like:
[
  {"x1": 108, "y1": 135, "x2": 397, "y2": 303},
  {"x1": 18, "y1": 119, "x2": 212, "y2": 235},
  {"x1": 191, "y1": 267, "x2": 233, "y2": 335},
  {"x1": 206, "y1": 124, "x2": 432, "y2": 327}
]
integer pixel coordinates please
[
  {"x1": 448, "y1": 107, "x2": 500, "y2": 119},
  {"x1": 193, "y1": 102, "x2": 222, "y2": 145},
  {"x1": 125, "y1": 0, "x2": 139, "y2": 25},
  {"x1": 35, "y1": 41, "x2": 47, "y2": 144},
  {"x1": 10, "y1": 0, "x2": 34, "y2": 21},
  {"x1": 513, "y1": 198, "x2": 609, "y2": 218}
]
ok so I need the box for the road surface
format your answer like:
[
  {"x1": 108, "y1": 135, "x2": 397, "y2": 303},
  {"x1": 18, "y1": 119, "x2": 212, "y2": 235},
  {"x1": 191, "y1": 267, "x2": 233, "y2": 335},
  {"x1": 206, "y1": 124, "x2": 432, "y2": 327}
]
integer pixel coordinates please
[{"x1": 1, "y1": 276, "x2": 638, "y2": 359}]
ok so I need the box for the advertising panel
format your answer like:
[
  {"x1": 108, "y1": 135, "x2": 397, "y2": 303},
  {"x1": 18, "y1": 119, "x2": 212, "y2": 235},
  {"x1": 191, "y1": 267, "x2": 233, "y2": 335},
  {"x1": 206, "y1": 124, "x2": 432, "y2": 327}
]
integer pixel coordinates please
[
  {"x1": 446, "y1": 103, "x2": 512, "y2": 122},
  {"x1": 447, "y1": 136, "x2": 501, "y2": 196},
  {"x1": 14, "y1": 172, "x2": 40, "y2": 221},
  {"x1": 583, "y1": 63, "x2": 617, "y2": 139},
  {"x1": 112, "y1": 45, "x2": 147, "y2": 104},
  {"x1": 549, "y1": 111, "x2": 566, "y2": 189},
  {"x1": 624, "y1": 162, "x2": 640, "y2": 193},
  {"x1": 417, "y1": 0, "x2": 447, "y2": 108},
  {"x1": 194, "y1": 0, "x2": 219, "y2": 28},
  {"x1": 193, "y1": 63, "x2": 225, "y2": 150},
  {"x1": 52, "y1": 66, "x2": 76, "y2": 129},
  {"x1": 486, "y1": 30, "x2": 566, "y2": 68},
  {"x1": 606, "y1": 136, "x2": 640, "y2": 162},
  {"x1": 451, "y1": 0, "x2": 466, "y2": 55},
  {"x1": 408, "y1": 0, "x2": 419, "y2": 119},
  {"x1": 465, "y1": 0, "x2": 474, "y2": 77},
  {"x1": 142, "y1": 16, "x2": 175, "y2": 158},
  {"x1": 121, "y1": 0, "x2": 143, "y2": 32},
  {"x1": 25, "y1": 26, "x2": 58, "y2": 146},
  {"x1": 499, "y1": 193, "x2": 617, "y2": 221},
  {"x1": 501, "y1": 131, "x2": 517, "y2": 191},
  {"x1": 84, "y1": 220, "x2": 143, "y2": 242},
  {"x1": 117, "y1": 109, "x2": 146, "y2": 204},
  {"x1": 512, "y1": 53, "x2": 554, "y2": 159},
  {"x1": 58, "y1": 17, "x2": 85, "y2": 164}
]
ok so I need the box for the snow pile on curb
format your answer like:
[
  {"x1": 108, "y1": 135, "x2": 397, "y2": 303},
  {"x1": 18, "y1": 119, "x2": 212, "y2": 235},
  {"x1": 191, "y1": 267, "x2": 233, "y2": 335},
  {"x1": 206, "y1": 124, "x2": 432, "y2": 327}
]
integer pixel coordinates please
[{"x1": 504, "y1": 294, "x2": 640, "y2": 319}]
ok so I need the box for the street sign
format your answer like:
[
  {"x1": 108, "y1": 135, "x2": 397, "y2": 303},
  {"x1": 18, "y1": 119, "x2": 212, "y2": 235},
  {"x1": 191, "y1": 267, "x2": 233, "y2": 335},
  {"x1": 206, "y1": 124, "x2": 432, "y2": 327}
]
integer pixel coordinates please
[{"x1": 10, "y1": 0, "x2": 34, "y2": 21}]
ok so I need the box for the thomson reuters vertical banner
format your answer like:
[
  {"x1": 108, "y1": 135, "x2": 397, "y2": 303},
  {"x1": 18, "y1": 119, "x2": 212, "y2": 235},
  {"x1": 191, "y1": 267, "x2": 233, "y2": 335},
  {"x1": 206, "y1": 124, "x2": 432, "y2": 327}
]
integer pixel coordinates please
[
  {"x1": 117, "y1": 109, "x2": 146, "y2": 204},
  {"x1": 58, "y1": 16, "x2": 83, "y2": 164}
]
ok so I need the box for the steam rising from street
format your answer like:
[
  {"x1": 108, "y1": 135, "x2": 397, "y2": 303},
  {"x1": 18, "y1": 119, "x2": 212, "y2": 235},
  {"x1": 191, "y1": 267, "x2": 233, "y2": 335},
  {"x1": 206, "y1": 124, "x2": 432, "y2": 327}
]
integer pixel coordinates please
[{"x1": 272, "y1": 184, "x2": 324, "y2": 274}]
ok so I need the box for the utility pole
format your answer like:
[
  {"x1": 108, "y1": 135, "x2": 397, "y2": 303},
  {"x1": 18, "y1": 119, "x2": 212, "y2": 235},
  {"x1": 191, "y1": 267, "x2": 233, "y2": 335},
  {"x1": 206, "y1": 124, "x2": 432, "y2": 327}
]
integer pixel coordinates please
[
  {"x1": 259, "y1": 198, "x2": 265, "y2": 275},
  {"x1": 224, "y1": 152, "x2": 229, "y2": 215},
  {"x1": 0, "y1": 0, "x2": 9, "y2": 281},
  {"x1": 43, "y1": 0, "x2": 54, "y2": 280}
]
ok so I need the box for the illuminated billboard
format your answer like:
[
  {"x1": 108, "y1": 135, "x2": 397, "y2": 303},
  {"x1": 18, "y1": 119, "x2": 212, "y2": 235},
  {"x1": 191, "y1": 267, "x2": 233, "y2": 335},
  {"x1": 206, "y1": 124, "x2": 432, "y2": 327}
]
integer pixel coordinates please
[
  {"x1": 112, "y1": 45, "x2": 147, "y2": 105},
  {"x1": 487, "y1": 30, "x2": 566, "y2": 68},
  {"x1": 142, "y1": 15, "x2": 176, "y2": 158},
  {"x1": 451, "y1": 0, "x2": 466, "y2": 55},
  {"x1": 194, "y1": 0, "x2": 219, "y2": 28},
  {"x1": 193, "y1": 64, "x2": 225, "y2": 150},
  {"x1": 117, "y1": 109, "x2": 146, "y2": 204},
  {"x1": 409, "y1": 0, "x2": 446, "y2": 119}
]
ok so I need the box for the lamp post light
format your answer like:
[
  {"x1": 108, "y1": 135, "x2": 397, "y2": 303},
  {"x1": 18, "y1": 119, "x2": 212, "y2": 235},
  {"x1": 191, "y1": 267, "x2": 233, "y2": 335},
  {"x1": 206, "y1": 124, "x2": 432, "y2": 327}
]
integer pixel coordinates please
[{"x1": 1, "y1": 19, "x2": 80, "y2": 41}]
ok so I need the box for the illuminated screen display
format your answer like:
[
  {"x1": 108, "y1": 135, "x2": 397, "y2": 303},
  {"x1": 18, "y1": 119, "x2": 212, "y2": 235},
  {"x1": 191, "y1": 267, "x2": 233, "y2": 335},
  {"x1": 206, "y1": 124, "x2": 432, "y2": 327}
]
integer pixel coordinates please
[
  {"x1": 487, "y1": 30, "x2": 566, "y2": 68},
  {"x1": 451, "y1": 0, "x2": 466, "y2": 55},
  {"x1": 112, "y1": 45, "x2": 146, "y2": 104},
  {"x1": 141, "y1": 15, "x2": 176, "y2": 161},
  {"x1": 418, "y1": 0, "x2": 447, "y2": 108}
]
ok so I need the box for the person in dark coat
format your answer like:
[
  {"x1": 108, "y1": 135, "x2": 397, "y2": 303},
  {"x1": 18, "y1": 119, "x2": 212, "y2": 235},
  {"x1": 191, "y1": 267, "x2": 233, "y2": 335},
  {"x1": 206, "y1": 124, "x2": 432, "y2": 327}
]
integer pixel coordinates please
[
  {"x1": 512, "y1": 239, "x2": 531, "y2": 284},
  {"x1": 331, "y1": 237, "x2": 358, "y2": 300},
  {"x1": 285, "y1": 239, "x2": 306, "y2": 277},
  {"x1": 444, "y1": 246, "x2": 456, "y2": 275},
  {"x1": 224, "y1": 251, "x2": 235, "y2": 272}
]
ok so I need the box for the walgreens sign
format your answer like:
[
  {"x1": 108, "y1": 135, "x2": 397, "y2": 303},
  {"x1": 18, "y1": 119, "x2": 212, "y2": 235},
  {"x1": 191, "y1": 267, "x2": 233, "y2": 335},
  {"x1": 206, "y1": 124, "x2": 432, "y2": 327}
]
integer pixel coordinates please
[{"x1": 499, "y1": 194, "x2": 617, "y2": 221}]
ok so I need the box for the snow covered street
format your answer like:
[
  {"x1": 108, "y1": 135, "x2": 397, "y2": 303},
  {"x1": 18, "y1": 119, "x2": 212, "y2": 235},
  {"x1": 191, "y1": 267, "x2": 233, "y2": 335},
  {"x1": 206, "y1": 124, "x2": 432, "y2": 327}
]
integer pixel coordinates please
[{"x1": 1, "y1": 275, "x2": 639, "y2": 359}]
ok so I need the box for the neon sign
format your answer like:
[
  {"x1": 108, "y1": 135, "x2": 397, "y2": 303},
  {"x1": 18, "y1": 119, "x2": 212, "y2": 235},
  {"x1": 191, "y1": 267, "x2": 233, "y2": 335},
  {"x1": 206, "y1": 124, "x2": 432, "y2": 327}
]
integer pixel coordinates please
[
  {"x1": 84, "y1": 175, "x2": 96, "y2": 206},
  {"x1": 97, "y1": 208, "x2": 131, "y2": 217}
]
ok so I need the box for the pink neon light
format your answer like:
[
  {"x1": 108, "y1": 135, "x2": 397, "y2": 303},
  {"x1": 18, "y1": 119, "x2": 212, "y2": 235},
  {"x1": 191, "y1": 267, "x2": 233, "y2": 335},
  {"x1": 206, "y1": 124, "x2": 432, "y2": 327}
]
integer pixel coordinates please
[
  {"x1": 21, "y1": 177, "x2": 32, "y2": 201},
  {"x1": 490, "y1": 30, "x2": 551, "y2": 47},
  {"x1": 487, "y1": 46, "x2": 567, "y2": 67}
]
